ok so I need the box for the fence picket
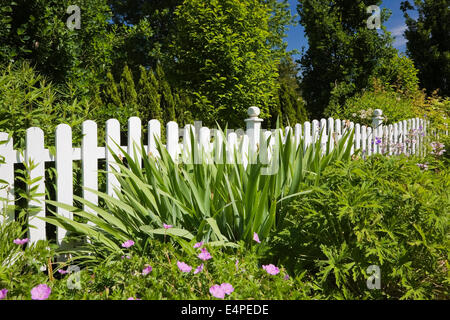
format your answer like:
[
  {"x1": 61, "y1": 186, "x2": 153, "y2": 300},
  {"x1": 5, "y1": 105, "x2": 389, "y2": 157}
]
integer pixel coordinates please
[
  {"x1": 361, "y1": 125, "x2": 367, "y2": 157},
  {"x1": 0, "y1": 132, "x2": 14, "y2": 224},
  {"x1": 303, "y1": 121, "x2": 311, "y2": 151},
  {"x1": 166, "y1": 121, "x2": 178, "y2": 162},
  {"x1": 82, "y1": 121, "x2": 98, "y2": 218},
  {"x1": 295, "y1": 124, "x2": 302, "y2": 149},
  {"x1": 148, "y1": 119, "x2": 161, "y2": 158},
  {"x1": 55, "y1": 124, "x2": 73, "y2": 244},
  {"x1": 227, "y1": 132, "x2": 238, "y2": 164},
  {"x1": 312, "y1": 120, "x2": 319, "y2": 144},
  {"x1": 393, "y1": 123, "x2": 399, "y2": 155},
  {"x1": 106, "y1": 119, "x2": 121, "y2": 198},
  {"x1": 355, "y1": 123, "x2": 361, "y2": 153},
  {"x1": 128, "y1": 117, "x2": 142, "y2": 167},
  {"x1": 366, "y1": 126, "x2": 372, "y2": 156}
]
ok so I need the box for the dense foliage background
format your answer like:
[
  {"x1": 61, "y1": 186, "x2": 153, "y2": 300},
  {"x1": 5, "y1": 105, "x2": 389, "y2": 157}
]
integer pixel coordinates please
[{"x1": 0, "y1": 0, "x2": 449, "y2": 301}]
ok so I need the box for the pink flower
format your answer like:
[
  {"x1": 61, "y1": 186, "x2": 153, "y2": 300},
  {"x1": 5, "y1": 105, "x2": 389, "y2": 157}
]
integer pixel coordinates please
[
  {"x1": 163, "y1": 224, "x2": 173, "y2": 229},
  {"x1": 177, "y1": 261, "x2": 192, "y2": 273},
  {"x1": 121, "y1": 255, "x2": 131, "y2": 259},
  {"x1": 142, "y1": 266, "x2": 152, "y2": 275},
  {"x1": 0, "y1": 289, "x2": 8, "y2": 300},
  {"x1": 193, "y1": 241, "x2": 203, "y2": 248},
  {"x1": 235, "y1": 259, "x2": 239, "y2": 271},
  {"x1": 262, "y1": 264, "x2": 280, "y2": 275},
  {"x1": 57, "y1": 269, "x2": 69, "y2": 275},
  {"x1": 127, "y1": 297, "x2": 141, "y2": 300},
  {"x1": 253, "y1": 232, "x2": 261, "y2": 243},
  {"x1": 30, "y1": 284, "x2": 51, "y2": 300},
  {"x1": 284, "y1": 274, "x2": 290, "y2": 280},
  {"x1": 209, "y1": 285, "x2": 225, "y2": 299},
  {"x1": 13, "y1": 238, "x2": 29, "y2": 245},
  {"x1": 221, "y1": 283, "x2": 234, "y2": 295},
  {"x1": 198, "y1": 248, "x2": 212, "y2": 261},
  {"x1": 194, "y1": 264, "x2": 204, "y2": 274},
  {"x1": 121, "y1": 240, "x2": 135, "y2": 248},
  {"x1": 209, "y1": 283, "x2": 234, "y2": 299}
]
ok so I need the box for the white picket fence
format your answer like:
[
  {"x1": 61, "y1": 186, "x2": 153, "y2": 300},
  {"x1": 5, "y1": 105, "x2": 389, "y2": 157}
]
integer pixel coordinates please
[{"x1": 0, "y1": 107, "x2": 431, "y2": 244}]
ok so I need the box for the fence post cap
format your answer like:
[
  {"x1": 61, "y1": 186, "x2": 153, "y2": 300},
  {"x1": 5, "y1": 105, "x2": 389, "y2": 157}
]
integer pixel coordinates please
[
  {"x1": 247, "y1": 106, "x2": 260, "y2": 118},
  {"x1": 373, "y1": 109, "x2": 383, "y2": 117},
  {"x1": 245, "y1": 106, "x2": 263, "y2": 124}
]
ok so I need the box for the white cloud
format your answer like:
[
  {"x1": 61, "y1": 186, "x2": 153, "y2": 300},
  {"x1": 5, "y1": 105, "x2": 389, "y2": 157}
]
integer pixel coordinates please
[
  {"x1": 391, "y1": 24, "x2": 407, "y2": 37},
  {"x1": 390, "y1": 24, "x2": 408, "y2": 49}
]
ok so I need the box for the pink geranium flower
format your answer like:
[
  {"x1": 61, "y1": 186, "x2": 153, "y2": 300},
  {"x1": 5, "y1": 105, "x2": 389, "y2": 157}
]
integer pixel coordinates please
[
  {"x1": 262, "y1": 264, "x2": 280, "y2": 275},
  {"x1": 0, "y1": 289, "x2": 8, "y2": 300},
  {"x1": 57, "y1": 269, "x2": 69, "y2": 275},
  {"x1": 198, "y1": 248, "x2": 212, "y2": 261},
  {"x1": 194, "y1": 264, "x2": 204, "y2": 274},
  {"x1": 142, "y1": 266, "x2": 152, "y2": 275},
  {"x1": 127, "y1": 297, "x2": 141, "y2": 300},
  {"x1": 209, "y1": 285, "x2": 225, "y2": 299},
  {"x1": 177, "y1": 261, "x2": 192, "y2": 273},
  {"x1": 13, "y1": 238, "x2": 29, "y2": 245},
  {"x1": 193, "y1": 241, "x2": 203, "y2": 248},
  {"x1": 209, "y1": 283, "x2": 234, "y2": 299},
  {"x1": 253, "y1": 232, "x2": 261, "y2": 243},
  {"x1": 221, "y1": 283, "x2": 234, "y2": 295},
  {"x1": 121, "y1": 240, "x2": 135, "y2": 248},
  {"x1": 163, "y1": 224, "x2": 173, "y2": 229},
  {"x1": 31, "y1": 284, "x2": 51, "y2": 300}
]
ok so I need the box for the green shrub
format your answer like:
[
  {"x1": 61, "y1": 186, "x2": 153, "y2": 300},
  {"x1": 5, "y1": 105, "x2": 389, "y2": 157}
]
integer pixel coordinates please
[
  {"x1": 325, "y1": 83, "x2": 417, "y2": 126},
  {"x1": 0, "y1": 62, "x2": 92, "y2": 148},
  {"x1": 269, "y1": 156, "x2": 449, "y2": 299}
]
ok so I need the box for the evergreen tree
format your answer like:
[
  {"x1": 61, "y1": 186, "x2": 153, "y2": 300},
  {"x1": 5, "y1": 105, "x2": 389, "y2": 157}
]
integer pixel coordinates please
[
  {"x1": 272, "y1": 56, "x2": 308, "y2": 126},
  {"x1": 297, "y1": 0, "x2": 397, "y2": 118},
  {"x1": 156, "y1": 64, "x2": 177, "y2": 123},
  {"x1": 138, "y1": 66, "x2": 162, "y2": 123},
  {"x1": 104, "y1": 71, "x2": 123, "y2": 110},
  {"x1": 119, "y1": 65, "x2": 139, "y2": 115},
  {"x1": 401, "y1": 0, "x2": 450, "y2": 96}
]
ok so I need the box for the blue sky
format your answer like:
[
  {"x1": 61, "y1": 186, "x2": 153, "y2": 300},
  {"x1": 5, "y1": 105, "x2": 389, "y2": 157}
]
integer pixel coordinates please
[{"x1": 285, "y1": 0, "x2": 418, "y2": 61}]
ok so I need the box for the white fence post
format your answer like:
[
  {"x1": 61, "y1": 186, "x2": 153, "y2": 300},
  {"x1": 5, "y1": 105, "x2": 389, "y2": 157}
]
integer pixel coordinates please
[
  {"x1": 245, "y1": 106, "x2": 263, "y2": 165},
  {"x1": 372, "y1": 109, "x2": 383, "y2": 154},
  {"x1": 26, "y1": 127, "x2": 46, "y2": 243}
]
